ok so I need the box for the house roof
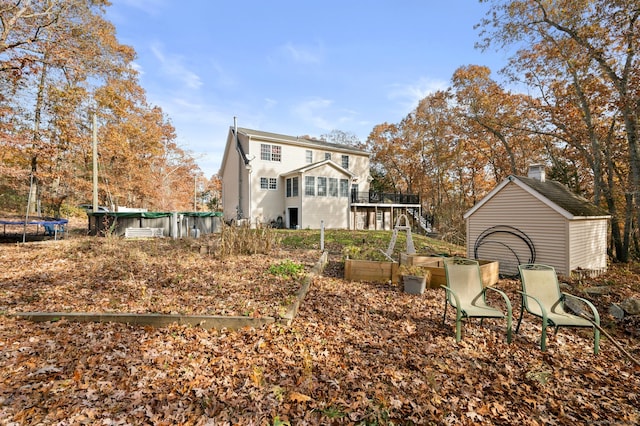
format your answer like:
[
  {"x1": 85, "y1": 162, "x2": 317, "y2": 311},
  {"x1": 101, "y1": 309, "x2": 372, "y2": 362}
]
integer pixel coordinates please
[
  {"x1": 281, "y1": 159, "x2": 356, "y2": 178},
  {"x1": 236, "y1": 127, "x2": 369, "y2": 155},
  {"x1": 464, "y1": 175, "x2": 611, "y2": 220}
]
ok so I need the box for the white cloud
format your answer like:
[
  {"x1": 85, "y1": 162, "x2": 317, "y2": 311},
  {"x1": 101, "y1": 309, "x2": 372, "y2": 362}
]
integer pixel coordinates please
[
  {"x1": 209, "y1": 61, "x2": 236, "y2": 89},
  {"x1": 280, "y1": 41, "x2": 323, "y2": 64},
  {"x1": 150, "y1": 43, "x2": 203, "y2": 90},
  {"x1": 263, "y1": 98, "x2": 278, "y2": 109},
  {"x1": 291, "y1": 98, "x2": 334, "y2": 130},
  {"x1": 129, "y1": 61, "x2": 144, "y2": 75},
  {"x1": 387, "y1": 77, "x2": 449, "y2": 111}
]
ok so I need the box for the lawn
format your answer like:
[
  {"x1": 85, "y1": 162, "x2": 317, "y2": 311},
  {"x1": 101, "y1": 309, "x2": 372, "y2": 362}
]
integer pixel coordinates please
[{"x1": 0, "y1": 229, "x2": 638, "y2": 425}]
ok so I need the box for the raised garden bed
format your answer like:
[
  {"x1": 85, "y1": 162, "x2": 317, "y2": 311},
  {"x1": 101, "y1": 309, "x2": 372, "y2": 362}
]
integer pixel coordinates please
[
  {"x1": 344, "y1": 259, "x2": 400, "y2": 284},
  {"x1": 400, "y1": 254, "x2": 499, "y2": 288}
]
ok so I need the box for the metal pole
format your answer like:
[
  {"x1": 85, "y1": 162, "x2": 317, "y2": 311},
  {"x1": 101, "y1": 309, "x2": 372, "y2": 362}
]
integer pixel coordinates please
[
  {"x1": 235, "y1": 117, "x2": 242, "y2": 220},
  {"x1": 23, "y1": 174, "x2": 34, "y2": 243},
  {"x1": 320, "y1": 220, "x2": 325, "y2": 251},
  {"x1": 92, "y1": 113, "x2": 98, "y2": 211}
]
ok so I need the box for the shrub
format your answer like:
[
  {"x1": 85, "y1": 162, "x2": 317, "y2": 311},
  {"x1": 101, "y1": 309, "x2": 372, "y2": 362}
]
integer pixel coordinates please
[
  {"x1": 342, "y1": 245, "x2": 390, "y2": 262},
  {"x1": 214, "y1": 222, "x2": 281, "y2": 257},
  {"x1": 268, "y1": 260, "x2": 305, "y2": 278}
]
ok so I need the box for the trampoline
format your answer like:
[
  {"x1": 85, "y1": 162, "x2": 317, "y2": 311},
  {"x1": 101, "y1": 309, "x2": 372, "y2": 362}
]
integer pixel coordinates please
[{"x1": 0, "y1": 216, "x2": 68, "y2": 242}]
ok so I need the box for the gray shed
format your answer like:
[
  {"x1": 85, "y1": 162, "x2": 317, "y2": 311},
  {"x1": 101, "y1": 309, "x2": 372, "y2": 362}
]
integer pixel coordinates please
[{"x1": 464, "y1": 165, "x2": 610, "y2": 278}]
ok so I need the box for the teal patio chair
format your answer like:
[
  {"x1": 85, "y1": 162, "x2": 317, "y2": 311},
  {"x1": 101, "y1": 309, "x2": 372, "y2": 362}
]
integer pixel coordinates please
[
  {"x1": 441, "y1": 258, "x2": 512, "y2": 343},
  {"x1": 517, "y1": 264, "x2": 600, "y2": 354}
]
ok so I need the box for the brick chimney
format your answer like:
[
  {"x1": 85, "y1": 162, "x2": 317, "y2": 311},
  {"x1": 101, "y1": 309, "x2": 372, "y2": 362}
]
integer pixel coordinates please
[{"x1": 528, "y1": 164, "x2": 545, "y2": 182}]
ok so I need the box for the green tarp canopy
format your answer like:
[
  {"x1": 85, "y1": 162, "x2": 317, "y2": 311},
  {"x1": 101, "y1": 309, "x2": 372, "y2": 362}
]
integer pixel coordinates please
[{"x1": 88, "y1": 211, "x2": 222, "y2": 218}]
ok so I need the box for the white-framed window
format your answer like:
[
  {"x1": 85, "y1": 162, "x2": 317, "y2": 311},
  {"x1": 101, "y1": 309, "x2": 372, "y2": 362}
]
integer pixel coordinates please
[
  {"x1": 341, "y1": 155, "x2": 349, "y2": 169},
  {"x1": 305, "y1": 176, "x2": 315, "y2": 196},
  {"x1": 260, "y1": 177, "x2": 278, "y2": 190},
  {"x1": 261, "y1": 144, "x2": 270, "y2": 161},
  {"x1": 340, "y1": 179, "x2": 349, "y2": 197},
  {"x1": 272, "y1": 145, "x2": 281, "y2": 162},
  {"x1": 261, "y1": 144, "x2": 281, "y2": 162},
  {"x1": 305, "y1": 150, "x2": 313, "y2": 164},
  {"x1": 325, "y1": 152, "x2": 331, "y2": 161},
  {"x1": 329, "y1": 178, "x2": 338, "y2": 197},
  {"x1": 317, "y1": 177, "x2": 327, "y2": 196},
  {"x1": 286, "y1": 177, "x2": 299, "y2": 197}
]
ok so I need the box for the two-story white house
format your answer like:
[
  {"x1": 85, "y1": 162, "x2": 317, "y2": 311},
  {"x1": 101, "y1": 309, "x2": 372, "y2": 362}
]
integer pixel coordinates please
[{"x1": 219, "y1": 125, "x2": 422, "y2": 230}]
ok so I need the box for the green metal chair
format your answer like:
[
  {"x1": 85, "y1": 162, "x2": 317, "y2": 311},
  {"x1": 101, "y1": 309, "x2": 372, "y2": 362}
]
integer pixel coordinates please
[
  {"x1": 517, "y1": 264, "x2": 600, "y2": 354},
  {"x1": 441, "y1": 258, "x2": 513, "y2": 343}
]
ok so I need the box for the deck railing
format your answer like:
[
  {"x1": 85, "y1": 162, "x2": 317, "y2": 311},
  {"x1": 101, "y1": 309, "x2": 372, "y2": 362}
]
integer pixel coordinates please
[{"x1": 350, "y1": 190, "x2": 420, "y2": 205}]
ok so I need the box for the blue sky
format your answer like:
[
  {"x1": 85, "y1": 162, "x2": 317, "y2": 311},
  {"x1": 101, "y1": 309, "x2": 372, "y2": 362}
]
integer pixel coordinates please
[{"x1": 106, "y1": 1, "x2": 509, "y2": 178}]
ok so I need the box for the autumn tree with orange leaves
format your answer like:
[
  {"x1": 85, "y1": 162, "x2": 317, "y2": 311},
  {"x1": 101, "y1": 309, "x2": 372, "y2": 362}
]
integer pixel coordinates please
[
  {"x1": 368, "y1": 1, "x2": 640, "y2": 259},
  {"x1": 0, "y1": 0, "x2": 202, "y2": 216},
  {"x1": 478, "y1": 0, "x2": 640, "y2": 261}
]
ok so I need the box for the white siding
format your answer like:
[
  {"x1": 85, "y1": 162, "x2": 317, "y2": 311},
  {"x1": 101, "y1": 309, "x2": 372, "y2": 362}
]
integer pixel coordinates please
[
  {"x1": 302, "y1": 195, "x2": 349, "y2": 229},
  {"x1": 300, "y1": 164, "x2": 350, "y2": 229},
  {"x1": 221, "y1": 140, "x2": 241, "y2": 223},
  {"x1": 569, "y1": 219, "x2": 608, "y2": 272},
  {"x1": 250, "y1": 175, "x2": 284, "y2": 225},
  {"x1": 466, "y1": 182, "x2": 570, "y2": 276}
]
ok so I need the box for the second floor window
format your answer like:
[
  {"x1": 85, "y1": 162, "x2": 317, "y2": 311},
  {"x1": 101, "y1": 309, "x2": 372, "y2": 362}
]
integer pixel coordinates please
[
  {"x1": 341, "y1": 155, "x2": 349, "y2": 169},
  {"x1": 305, "y1": 150, "x2": 313, "y2": 163},
  {"x1": 261, "y1": 144, "x2": 281, "y2": 162},
  {"x1": 325, "y1": 152, "x2": 331, "y2": 161}
]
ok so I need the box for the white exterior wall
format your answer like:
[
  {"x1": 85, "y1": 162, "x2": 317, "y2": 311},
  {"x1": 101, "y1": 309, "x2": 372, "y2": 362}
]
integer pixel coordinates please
[
  {"x1": 302, "y1": 146, "x2": 369, "y2": 191},
  {"x1": 247, "y1": 138, "x2": 294, "y2": 224},
  {"x1": 221, "y1": 140, "x2": 242, "y2": 223},
  {"x1": 345, "y1": 154, "x2": 370, "y2": 192},
  {"x1": 249, "y1": 173, "x2": 285, "y2": 226},
  {"x1": 466, "y1": 183, "x2": 570, "y2": 276},
  {"x1": 300, "y1": 164, "x2": 350, "y2": 229},
  {"x1": 568, "y1": 219, "x2": 608, "y2": 272}
]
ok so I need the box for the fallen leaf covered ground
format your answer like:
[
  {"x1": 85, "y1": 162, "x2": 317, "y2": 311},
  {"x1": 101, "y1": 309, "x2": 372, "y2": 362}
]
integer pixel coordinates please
[{"x1": 0, "y1": 235, "x2": 639, "y2": 425}]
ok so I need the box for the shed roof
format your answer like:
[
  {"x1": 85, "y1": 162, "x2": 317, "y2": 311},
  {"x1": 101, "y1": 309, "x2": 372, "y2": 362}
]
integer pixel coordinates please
[{"x1": 464, "y1": 175, "x2": 611, "y2": 220}]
